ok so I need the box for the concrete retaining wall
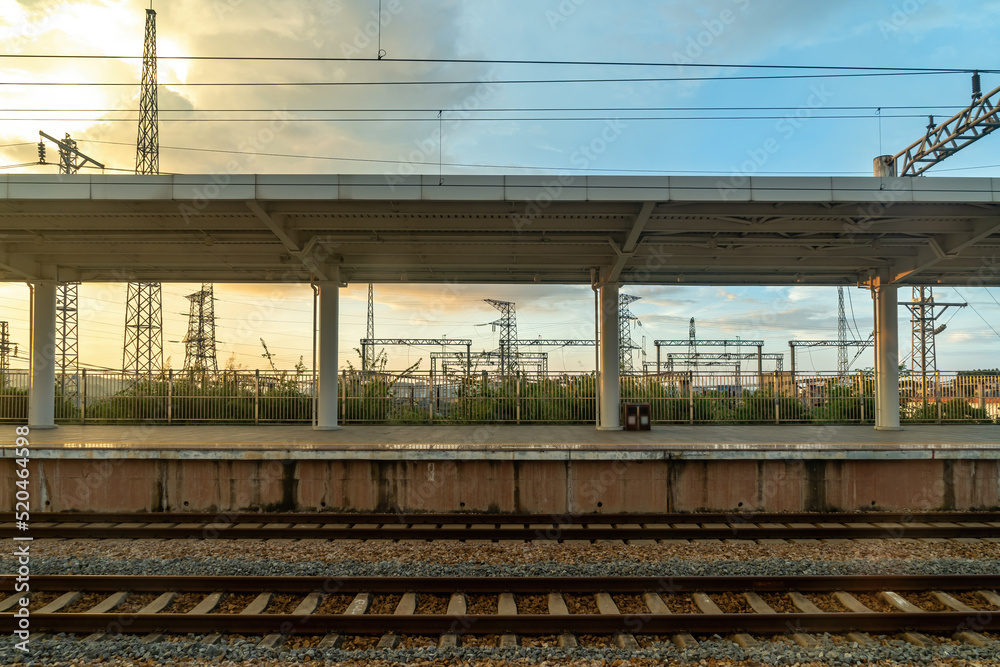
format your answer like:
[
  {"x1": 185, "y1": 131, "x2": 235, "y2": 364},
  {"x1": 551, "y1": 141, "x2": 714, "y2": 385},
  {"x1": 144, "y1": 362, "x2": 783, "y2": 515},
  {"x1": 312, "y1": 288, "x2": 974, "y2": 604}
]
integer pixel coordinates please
[{"x1": 3, "y1": 457, "x2": 997, "y2": 513}]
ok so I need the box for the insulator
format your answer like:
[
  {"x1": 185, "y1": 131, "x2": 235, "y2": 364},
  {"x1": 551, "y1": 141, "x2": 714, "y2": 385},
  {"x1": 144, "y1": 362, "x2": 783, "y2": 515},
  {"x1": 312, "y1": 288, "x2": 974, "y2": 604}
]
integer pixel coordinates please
[
  {"x1": 933, "y1": 324, "x2": 947, "y2": 335},
  {"x1": 973, "y1": 71, "x2": 982, "y2": 101},
  {"x1": 37, "y1": 141, "x2": 46, "y2": 164},
  {"x1": 926, "y1": 115, "x2": 935, "y2": 132}
]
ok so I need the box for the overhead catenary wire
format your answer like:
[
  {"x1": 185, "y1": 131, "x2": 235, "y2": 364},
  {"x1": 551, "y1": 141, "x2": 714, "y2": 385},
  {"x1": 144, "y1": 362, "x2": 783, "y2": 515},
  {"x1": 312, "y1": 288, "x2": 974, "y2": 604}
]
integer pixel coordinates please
[
  {"x1": 0, "y1": 162, "x2": 44, "y2": 170},
  {"x1": 3, "y1": 105, "x2": 976, "y2": 113},
  {"x1": 66, "y1": 138, "x2": 870, "y2": 175},
  {"x1": 1, "y1": 53, "x2": 992, "y2": 74},
  {"x1": 0, "y1": 113, "x2": 953, "y2": 122},
  {"x1": 0, "y1": 71, "x2": 966, "y2": 87},
  {"x1": 952, "y1": 287, "x2": 1000, "y2": 340}
]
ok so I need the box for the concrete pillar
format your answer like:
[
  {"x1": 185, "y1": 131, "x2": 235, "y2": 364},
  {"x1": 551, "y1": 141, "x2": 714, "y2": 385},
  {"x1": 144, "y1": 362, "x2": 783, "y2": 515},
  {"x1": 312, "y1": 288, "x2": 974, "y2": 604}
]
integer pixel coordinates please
[
  {"x1": 874, "y1": 283, "x2": 902, "y2": 430},
  {"x1": 873, "y1": 155, "x2": 897, "y2": 178},
  {"x1": 598, "y1": 277, "x2": 621, "y2": 430},
  {"x1": 315, "y1": 276, "x2": 341, "y2": 430},
  {"x1": 29, "y1": 280, "x2": 57, "y2": 429}
]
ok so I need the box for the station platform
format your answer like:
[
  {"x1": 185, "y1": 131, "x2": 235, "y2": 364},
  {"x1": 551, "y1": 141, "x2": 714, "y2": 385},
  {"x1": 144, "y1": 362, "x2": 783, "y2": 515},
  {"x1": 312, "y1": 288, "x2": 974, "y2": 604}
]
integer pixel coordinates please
[{"x1": 3, "y1": 424, "x2": 999, "y2": 514}]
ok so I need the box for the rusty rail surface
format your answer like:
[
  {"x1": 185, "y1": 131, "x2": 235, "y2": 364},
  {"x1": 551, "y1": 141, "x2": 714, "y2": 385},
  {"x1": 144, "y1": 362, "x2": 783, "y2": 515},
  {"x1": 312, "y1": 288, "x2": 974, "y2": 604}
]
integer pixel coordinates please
[
  {"x1": 3, "y1": 510, "x2": 998, "y2": 541},
  {"x1": 3, "y1": 575, "x2": 999, "y2": 637}
]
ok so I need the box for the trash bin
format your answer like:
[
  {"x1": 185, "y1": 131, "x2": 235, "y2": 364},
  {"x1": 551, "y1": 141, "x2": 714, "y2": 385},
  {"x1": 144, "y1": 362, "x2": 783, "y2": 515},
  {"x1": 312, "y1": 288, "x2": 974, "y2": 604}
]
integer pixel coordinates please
[{"x1": 622, "y1": 402, "x2": 651, "y2": 431}]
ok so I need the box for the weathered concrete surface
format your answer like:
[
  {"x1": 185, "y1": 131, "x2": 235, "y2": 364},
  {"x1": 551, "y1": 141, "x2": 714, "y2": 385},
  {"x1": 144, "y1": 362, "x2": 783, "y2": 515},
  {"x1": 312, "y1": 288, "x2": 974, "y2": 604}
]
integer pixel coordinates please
[{"x1": 4, "y1": 457, "x2": 997, "y2": 513}]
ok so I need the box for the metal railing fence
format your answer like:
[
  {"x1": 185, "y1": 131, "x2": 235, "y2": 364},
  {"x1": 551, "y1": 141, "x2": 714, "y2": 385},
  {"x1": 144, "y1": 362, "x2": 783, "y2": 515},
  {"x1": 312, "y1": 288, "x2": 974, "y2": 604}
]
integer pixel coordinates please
[{"x1": 0, "y1": 368, "x2": 996, "y2": 425}]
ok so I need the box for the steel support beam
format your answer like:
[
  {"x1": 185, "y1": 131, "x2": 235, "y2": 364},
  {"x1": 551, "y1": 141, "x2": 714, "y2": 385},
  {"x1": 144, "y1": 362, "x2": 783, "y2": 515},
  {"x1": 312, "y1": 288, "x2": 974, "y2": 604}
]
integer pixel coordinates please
[
  {"x1": 607, "y1": 201, "x2": 655, "y2": 283},
  {"x1": 874, "y1": 284, "x2": 901, "y2": 431},
  {"x1": 315, "y1": 271, "x2": 340, "y2": 431},
  {"x1": 598, "y1": 274, "x2": 621, "y2": 431},
  {"x1": 29, "y1": 280, "x2": 57, "y2": 429}
]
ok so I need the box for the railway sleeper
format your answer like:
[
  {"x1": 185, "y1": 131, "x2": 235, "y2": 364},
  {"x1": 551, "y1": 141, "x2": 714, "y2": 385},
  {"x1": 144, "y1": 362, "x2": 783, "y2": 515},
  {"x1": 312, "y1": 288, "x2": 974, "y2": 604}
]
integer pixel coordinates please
[{"x1": 317, "y1": 592, "x2": 371, "y2": 649}]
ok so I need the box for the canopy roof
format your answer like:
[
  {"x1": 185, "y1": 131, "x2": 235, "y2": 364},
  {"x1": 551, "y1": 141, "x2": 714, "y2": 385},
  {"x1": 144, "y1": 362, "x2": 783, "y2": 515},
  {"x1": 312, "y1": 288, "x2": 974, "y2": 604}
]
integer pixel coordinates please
[{"x1": 1, "y1": 174, "x2": 998, "y2": 286}]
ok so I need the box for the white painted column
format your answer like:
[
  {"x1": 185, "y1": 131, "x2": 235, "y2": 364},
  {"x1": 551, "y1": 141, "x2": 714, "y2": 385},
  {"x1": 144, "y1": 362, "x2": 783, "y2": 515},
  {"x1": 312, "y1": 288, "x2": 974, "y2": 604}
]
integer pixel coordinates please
[
  {"x1": 598, "y1": 277, "x2": 621, "y2": 431},
  {"x1": 874, "y1": 283, "x2": 902, "y2": 430},
  {"x1": 29, "y1": 280, "x2": 57, "y2": 429},
  {"x1": 315, "y1": 276, "x2": 341, "y2": 430}
]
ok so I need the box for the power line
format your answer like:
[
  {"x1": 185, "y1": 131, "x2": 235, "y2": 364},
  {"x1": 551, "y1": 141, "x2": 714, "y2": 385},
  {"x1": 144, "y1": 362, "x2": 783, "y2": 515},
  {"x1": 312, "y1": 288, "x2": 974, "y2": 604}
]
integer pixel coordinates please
[
  {"x1": 0, "y1": 113, "x2": 945, "y2": 122},
  {"x1": 70, "y1": 139, "x2": 869, "y2": 175},
  {"x1": 0, "y1": 162, "x2": 43, "y2": 170},
  {"x1": 1, "y1": 53, "x2": 991, "y2": 74},
  {"x1": 1, "y1": 71, "x2": 964, "y2": 87},
  {"x1": 987, "y1": 289, "x2": 1000, "y2": 310},
  {"x1": 952, "y1": 288, "x2": 1000, "y2": 340},
  {"x1": 4, "y1": 105, "x2": 974, "y2": 113}
]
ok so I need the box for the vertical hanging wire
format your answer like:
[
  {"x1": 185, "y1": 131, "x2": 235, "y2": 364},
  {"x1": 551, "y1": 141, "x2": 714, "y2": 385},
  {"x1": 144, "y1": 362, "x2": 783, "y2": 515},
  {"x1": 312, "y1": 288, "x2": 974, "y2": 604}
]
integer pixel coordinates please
[
  {"x1": 877, "y1": 107, "x2": 883, "y2": 156},
  {"x1": 377, "y1": 0, "x2": 386, "y2": 59},
  {"x1": 876, "y1": 107, "x2": 885, "y2": 189},
  {"x1": 438, "y1": 110, "x2": 444, "y2": 185}
]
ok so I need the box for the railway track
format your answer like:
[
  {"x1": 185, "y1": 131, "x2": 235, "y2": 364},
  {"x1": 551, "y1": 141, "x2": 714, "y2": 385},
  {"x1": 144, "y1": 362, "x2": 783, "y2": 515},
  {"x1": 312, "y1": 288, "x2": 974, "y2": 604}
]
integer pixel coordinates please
[
  {"x1": 3, "y1": 575, "x2": 999, "y2": 648},
  {"x1": 3, "y1": 510, "x2": 999, "y2": 542}
]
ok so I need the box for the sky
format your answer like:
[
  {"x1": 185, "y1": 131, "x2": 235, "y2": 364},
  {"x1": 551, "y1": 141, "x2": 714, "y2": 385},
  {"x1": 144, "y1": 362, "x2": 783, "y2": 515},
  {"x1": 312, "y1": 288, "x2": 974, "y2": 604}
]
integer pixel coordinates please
[{"x1": 1, "y1": 0, "x2": 1000, "y2": 373}]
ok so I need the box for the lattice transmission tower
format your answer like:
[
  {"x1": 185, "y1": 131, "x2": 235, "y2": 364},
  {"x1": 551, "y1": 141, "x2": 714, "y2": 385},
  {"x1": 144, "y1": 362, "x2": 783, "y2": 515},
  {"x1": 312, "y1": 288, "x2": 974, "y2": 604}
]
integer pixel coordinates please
[
  {"x1": 485, "y1": 299, "x2": 519, "y2": 376},
  {"x1": 183, "y1": 284, "x2": 219, "y2": 372},
  {"x1": 618, "y1": 294, "x2": 640, "y2": 373},
  {"x1": 688, "y1": 317, "x2": 697, "y2": 372},
  {"x1": 124, "y1": 5, "x2": 164, "y2": 374},
  {"x1": 903, "y1": 289, "x2": 963, "y2": 400},
  {"x1": 56, "y1": 283, "x2": 80, "y2": 398},
  {"x1": 0, "y1": 322, "x2": 13, "y2": 373},
  {"x1": 364, "y1": 283, "x2": 375, "y2": 371},
  {"x1": 123, "y1": 283, "x2": 163, "y2": 373},
  {"x1": 837, "y1": 287, "x2": 849, "y2": 375},
  {"x1": 136, "y1": 7, "x2": 159, "y2": 175}
]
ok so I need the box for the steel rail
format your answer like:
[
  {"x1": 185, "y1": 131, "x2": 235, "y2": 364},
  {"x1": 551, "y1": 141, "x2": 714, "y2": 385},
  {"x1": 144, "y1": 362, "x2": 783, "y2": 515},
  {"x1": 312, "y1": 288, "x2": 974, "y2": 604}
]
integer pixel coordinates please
[
  {"x1": 5, "y1": 574, "x2": 999, "y2": 594},
  {"x1": 6, "y1": 511, "x2": 998, "y2": 524},
  {"x1": 4, "y1": 524, "x2": 997, "y2": 541},
  {"x1": 7, "y1": 612, "x2": 1000, "y2": 635}
]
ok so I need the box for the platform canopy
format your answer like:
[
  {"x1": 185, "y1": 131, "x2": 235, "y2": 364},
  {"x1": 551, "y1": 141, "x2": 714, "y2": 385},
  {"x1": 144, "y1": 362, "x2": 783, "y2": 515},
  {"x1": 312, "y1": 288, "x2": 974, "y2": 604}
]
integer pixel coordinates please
[{"x1": 1, "y1": 174, "x2": 999, "y2": 286}]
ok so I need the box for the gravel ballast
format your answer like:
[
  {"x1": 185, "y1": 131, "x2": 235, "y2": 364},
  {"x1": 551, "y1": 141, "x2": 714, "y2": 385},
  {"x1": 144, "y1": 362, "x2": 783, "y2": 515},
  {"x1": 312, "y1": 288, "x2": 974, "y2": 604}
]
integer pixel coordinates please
[
  {"x1": 4, "y1": 540, "x2": 999, "y2": 665},
  {"x1": 3, "y1": 634, "x2": 1000, "y2": 666}
]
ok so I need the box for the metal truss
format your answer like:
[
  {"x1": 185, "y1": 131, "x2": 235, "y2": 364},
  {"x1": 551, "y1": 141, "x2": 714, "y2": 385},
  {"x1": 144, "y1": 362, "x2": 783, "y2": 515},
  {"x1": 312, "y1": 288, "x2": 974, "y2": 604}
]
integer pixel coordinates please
[
  {"x1": 123, "y1": 282, "x2": 163, "y2": 373},
  {"x1": 894, "y1": 78, "x2": 1000, "y2": 177},
  {"x1": 56, "y1": 283, "x2": 79, "y2": 398},
  {"x1": 182, "y1": 283, "x2": 219, "y2": 372}
]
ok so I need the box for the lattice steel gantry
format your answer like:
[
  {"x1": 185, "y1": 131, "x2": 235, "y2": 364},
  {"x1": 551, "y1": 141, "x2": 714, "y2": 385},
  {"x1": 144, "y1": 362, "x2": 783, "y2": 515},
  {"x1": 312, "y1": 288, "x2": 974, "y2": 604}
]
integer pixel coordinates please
[
  {"x1": 902, "y1": 288, "x2": 965, "y2": 402},
  {"x1": 183, "y1": 283, "x2": 219, "y2": 372}
]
